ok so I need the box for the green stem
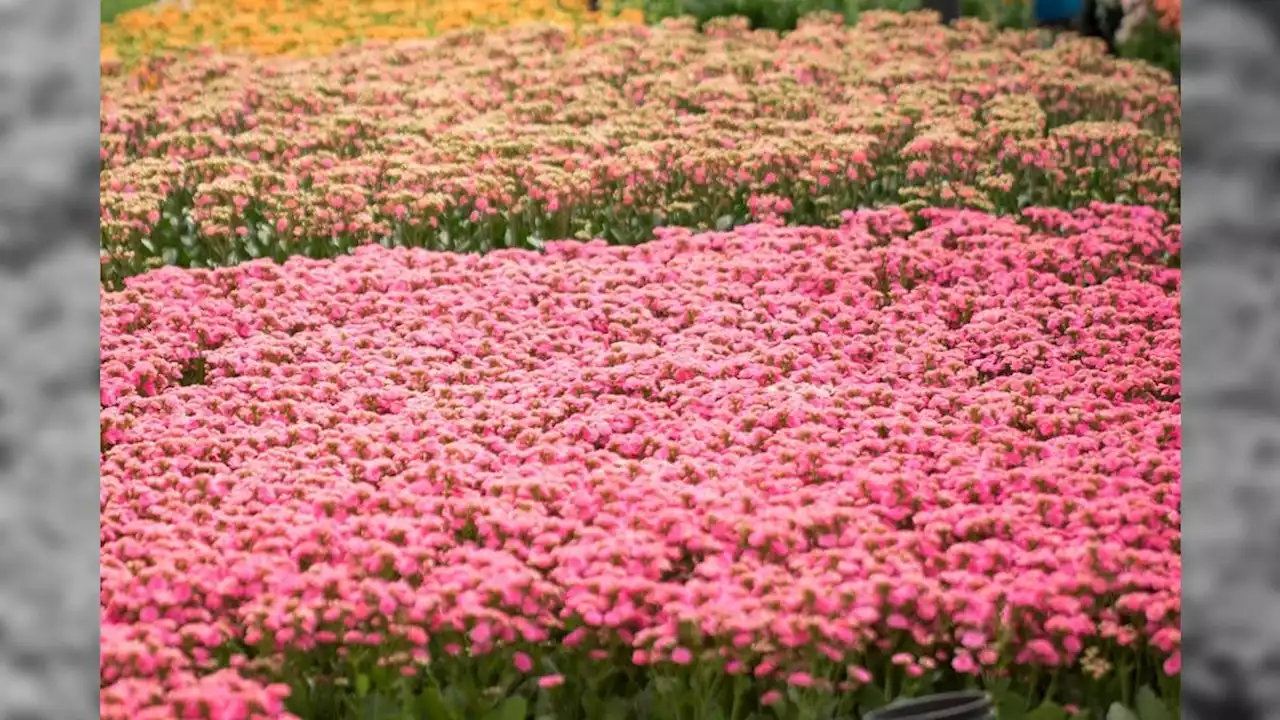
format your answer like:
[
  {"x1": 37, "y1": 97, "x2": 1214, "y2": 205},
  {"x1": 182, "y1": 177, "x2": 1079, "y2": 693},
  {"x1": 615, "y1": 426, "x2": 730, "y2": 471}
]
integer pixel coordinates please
[
  {"x1": 1120, "y1": 658, "x2": 1133, "y2": 708},
  {"x1": 1043, "y1": 672, "x2": 1058, "y2": 706}
]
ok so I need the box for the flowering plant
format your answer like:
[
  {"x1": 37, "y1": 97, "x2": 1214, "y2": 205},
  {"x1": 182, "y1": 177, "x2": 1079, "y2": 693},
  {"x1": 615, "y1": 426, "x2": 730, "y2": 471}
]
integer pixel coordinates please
[
  {"x1": 101, "y1": 203, "x2": 1180, "y2": 720},
  {"x1": 101, "y1": 0, "x2": 644, "y2": 65},
  {"x1": 1093, "y1": 0, "x2": 1179, "y2": 75},
  {"x1": 100, "y1": 14, "x2": 1180, "y2": 285}
]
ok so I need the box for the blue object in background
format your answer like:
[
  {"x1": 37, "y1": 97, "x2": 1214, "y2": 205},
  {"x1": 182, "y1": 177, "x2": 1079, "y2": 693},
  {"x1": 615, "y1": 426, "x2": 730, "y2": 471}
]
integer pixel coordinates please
[{"x1": 1034, "y1": 0, "x2": 1084, "y2": 24}]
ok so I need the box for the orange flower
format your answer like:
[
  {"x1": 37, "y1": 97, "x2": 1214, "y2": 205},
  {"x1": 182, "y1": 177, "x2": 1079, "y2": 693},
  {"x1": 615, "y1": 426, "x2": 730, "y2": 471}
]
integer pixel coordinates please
[
  {"x1": 101, "y1": 0, "x2": 640, "y2": 66},
  {"x1": 1152, "y1": 0, "x2": 1180, "y2": 32}
]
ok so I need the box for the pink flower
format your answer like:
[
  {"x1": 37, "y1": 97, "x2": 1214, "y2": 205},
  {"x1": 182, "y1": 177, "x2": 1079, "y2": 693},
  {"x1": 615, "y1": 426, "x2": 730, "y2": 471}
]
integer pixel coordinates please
[
  {"x1": 847, "y1": 666, "x2": 873, "y2": 684},
  {"x1": 952, "y1": 653, "x2": 977, "y2": 674},
  {"x1": 787, "y1": 671, "x2": 814, "y2": 687},
  {"x1": 100, "y1": 205, "x2": 1180, "y2": 707}
]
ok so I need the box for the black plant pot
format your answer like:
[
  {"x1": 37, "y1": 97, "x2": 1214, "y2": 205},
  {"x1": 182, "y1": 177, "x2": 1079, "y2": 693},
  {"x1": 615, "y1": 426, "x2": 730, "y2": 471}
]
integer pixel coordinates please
[{"x1": 863, "y1": 691, "x2": 996, "y2": 720}]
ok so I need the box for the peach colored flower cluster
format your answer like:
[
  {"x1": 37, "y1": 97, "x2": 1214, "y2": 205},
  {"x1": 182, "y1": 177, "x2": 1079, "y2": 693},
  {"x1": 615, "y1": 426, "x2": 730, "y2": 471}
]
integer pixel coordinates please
[
  {"x1": 101, "y1": 204, "x2": 1180, "y2": 716},
  {"x1": 99, "y1": 13, "x2": 1181, "y2": 285}
]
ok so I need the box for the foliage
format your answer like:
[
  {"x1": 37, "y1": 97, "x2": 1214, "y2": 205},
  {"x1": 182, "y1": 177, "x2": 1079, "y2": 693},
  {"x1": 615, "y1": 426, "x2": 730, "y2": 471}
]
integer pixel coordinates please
[
  {"x1": 102, "y1": 0, "x2": 161, "y2": 23},
  {"x1": 100, "y1": 3, "x2": 1181, "y2": 720},
  {"x1": 631, "y1": 0, "x2": 1175, "y2": 77},
  {"x1": 100, "y1": 16, "x2": 1179, "y2": 286},
  {"x1": 1115, "y1": 19, "x2": 1178, "y2": 77},
  {"x1": 636, "y1": 0, "x2": 920, "y2": 30},
  {"x1": 102, "y1": 206, "x2": 1180, "y2": 720},
  {"x1": 101, "y1": 0, "x2": 643, "y2": 64}
]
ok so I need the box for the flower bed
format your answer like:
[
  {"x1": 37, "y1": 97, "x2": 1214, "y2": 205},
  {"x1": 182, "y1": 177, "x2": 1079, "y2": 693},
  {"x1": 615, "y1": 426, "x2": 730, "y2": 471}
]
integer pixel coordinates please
[
  {"x1": 100, "y1": 13, "x2": 1180, "y2": 286},
  {"x1": 631, "y1": 0, "x2": 1180, "y2": 75},
  {"x1": 101, "y1": 204, "x2": 1180, "y2": 719},
  {"x1": 101, "y1": 0, "x2": 642, "y2": 65}
]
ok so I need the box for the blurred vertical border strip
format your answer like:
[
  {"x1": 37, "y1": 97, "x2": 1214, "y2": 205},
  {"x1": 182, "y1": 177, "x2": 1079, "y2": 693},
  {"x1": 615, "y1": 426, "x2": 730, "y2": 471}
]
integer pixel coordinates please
[
  {"x1": 0, "y1": 0, "x2": 102, "y2": 719},
  {"x1": 1181, "y1": 0, "x2": 1280, "y2": 718}
]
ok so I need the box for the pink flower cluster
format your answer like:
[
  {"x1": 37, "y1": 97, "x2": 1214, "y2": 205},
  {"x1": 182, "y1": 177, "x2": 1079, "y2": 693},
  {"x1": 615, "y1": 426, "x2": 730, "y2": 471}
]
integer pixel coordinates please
[
  {"x1": 99, "y1": 14, "x2": 1181, "y2": 283},
  {"x1": 100, "y1": 204, "x2": 1180, "y2": 716}
]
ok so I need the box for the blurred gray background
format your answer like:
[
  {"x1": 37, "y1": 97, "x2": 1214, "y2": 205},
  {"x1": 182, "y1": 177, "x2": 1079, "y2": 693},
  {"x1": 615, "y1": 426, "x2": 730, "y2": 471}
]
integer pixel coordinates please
[
  {"x1": 1170, "y1": 0, "x2": 1279, "y2": 718},
  {"x1": 0, "y1": 0, "x2": 102, "y2": 718}
]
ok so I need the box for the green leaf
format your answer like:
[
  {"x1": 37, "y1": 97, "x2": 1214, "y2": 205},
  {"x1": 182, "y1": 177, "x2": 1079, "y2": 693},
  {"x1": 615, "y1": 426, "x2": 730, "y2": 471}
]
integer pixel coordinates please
[
  {"x1": 1026, "y1": 701, "x2": 1069, "y2": 720},
  {"x1": 356, "y1": 673, "x2": 371, "y2": 698},
  {"x1": 653, "y1": 676, "x2": 680, "y2": 695},
  {"x1": 986, "y1": 675, "x2": 1013, "y2": 697},
  {"x1": 856, "y1": 684, "x2": 888, "y2": 712},
  {"x1": 1107, "y1": 703, "x2": 1140, "y2": 720},
  {"x1": 443, "y1": 684, "x2": 469, "y2": 714},
  {"x1": 360, "y1": 691, "x2": 396, "y2": 720},
  {"x1": 998, "y1": 703, "x2": 1028, "y2": 720},
  {"x1": 600, "y1": 697, "x2": 630, "y2": 720},
  {"x1": 989, "y1": 681, "x2": 1026, "y2": 720},
  {"x1": 484, "y1": 697, "x2": 528, "y2": 720},
  {"x1": 699, "y1": 697, "x2": 728, "y2": 720},
  {"x1": 421, "y1": 687, "x2": 456, "y2": 720},
  {"x1": 1135, "y1": 687, "x2": 1172, "y2": 720}
]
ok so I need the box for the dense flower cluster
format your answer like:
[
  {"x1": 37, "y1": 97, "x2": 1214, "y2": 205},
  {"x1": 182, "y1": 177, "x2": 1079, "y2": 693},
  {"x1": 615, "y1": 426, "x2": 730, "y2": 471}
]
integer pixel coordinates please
[
  {"x1": 102, "y1": 0, "x2": 640, "y2": 64},
  {"x1": 99, "y1": 14, "x2": 1181, "y2": 285},
  {"x1": 101, "y1": 205, "x2": 1181, "y2": 718}
]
